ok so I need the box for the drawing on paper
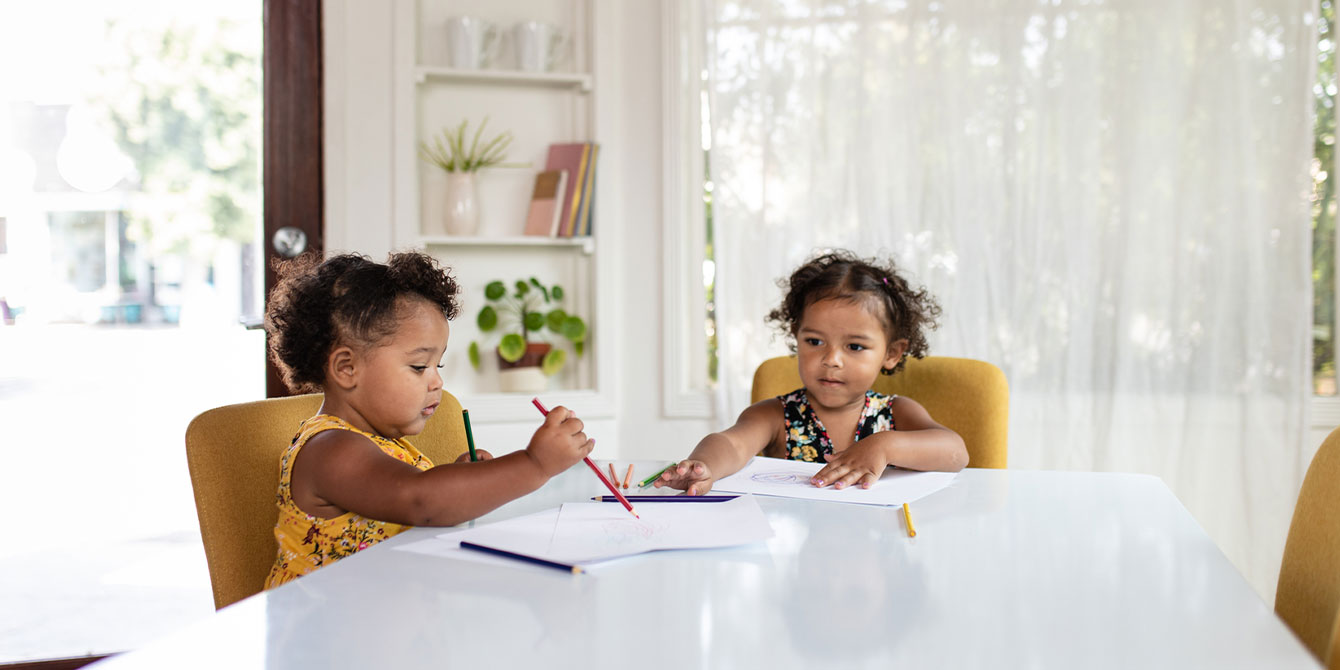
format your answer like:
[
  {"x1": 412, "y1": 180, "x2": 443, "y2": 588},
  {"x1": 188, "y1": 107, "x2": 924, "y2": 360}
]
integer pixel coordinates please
[
  {"x1": 750, "y1": 471, "x2": 809, "y2": 485},
  {"x1": 600, "y1": 519, "x2": 669, "y2": 545}
]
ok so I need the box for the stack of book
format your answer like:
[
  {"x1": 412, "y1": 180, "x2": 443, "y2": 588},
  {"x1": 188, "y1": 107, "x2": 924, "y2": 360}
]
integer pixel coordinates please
[{"x1": 523, "y1": 141, "x2": 599, "y2": 237}]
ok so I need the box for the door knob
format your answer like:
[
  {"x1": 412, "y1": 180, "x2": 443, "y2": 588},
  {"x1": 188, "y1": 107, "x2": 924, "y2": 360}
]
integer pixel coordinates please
[{"x1": 272, "y1": 226, "x2": 308, "y2": 258}]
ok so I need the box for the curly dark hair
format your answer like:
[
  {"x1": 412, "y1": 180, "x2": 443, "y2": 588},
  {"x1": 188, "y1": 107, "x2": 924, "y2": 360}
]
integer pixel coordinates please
[
  {"x1": 264, "y1": 250, "x2": 461, "y2": 393},
  {"x1": 766, "y1": 250, "x2": 941, "y2": 375}
]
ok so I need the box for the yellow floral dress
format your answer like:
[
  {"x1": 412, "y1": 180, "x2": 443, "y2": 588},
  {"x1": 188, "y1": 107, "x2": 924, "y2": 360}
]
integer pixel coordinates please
[{"x1": 265, "y1": 414, "x2": 434, "y2": 589}]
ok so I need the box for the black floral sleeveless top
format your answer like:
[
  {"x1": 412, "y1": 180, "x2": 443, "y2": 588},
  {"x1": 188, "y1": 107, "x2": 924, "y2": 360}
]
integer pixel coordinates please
[{"x1": 779, "y1": 388, "x2": 898, "y2": 462}]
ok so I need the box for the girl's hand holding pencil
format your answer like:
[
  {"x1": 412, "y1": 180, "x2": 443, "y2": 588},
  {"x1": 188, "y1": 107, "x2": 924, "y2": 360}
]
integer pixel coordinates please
[
  {"x1": 651, "y1": 459, "x2": 718, "y2": 496},
  {"x1": 532, "y1": 398, "x2": 639, "y2": 518},
  {"x1": 523, "y1": 405, "x2": 595, "y2": 477}
]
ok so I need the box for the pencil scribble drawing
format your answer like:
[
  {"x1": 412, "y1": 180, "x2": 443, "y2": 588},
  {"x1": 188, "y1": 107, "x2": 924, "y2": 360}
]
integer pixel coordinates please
[
  {"x1": 750, "y1": 471, "x2": 808, "y2": 486},
  {"x1": 599, "y1": 519, "x2": 669, "y2": 545}
]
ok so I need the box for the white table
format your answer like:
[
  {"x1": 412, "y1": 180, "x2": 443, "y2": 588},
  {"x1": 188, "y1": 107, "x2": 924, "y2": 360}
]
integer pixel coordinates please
[{"x1": 89, "y1": 467, "x2": 1320, "y2": 669}]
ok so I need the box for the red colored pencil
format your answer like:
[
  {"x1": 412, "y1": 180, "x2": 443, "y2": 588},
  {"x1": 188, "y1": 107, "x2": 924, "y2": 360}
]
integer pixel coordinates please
[{"x1": 531, "y1": 397, "x2": 639, "y2": 518}]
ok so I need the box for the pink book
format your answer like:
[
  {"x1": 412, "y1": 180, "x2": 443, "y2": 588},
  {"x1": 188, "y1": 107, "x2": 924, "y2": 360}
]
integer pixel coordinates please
[
  {"x1": 545, "y1": 143, "x2": 591, "y2": 237},
  {"x1": 524, "y1": 169, "x2": 567, "y2": 237}
]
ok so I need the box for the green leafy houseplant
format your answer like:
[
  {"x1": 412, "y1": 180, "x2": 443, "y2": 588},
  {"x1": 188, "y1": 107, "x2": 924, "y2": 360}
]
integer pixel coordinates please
[
  {"x1": 470, "y1": 278, "x2": 588, "y2": 376},
  {"x1": 418, "y1": 117, "x2": 524, "y2": 172}
]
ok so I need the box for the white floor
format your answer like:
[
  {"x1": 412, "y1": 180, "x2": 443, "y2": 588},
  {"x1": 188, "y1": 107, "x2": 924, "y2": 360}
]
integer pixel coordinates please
[{"x1": 0, "y1": 323, "x2": 265, "y2": 662}]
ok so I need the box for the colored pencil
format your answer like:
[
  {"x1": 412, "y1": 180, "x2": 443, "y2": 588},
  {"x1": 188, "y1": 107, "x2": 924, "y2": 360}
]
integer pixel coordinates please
[
  {"x1": 622, "y1": 464, "x2": 634, "y2": 489},
  {"x1": 459, "y1": 541, "x2": 584, "y2": 574},
  {"x1": 609, "y1": 462, "x2": 619, "y2": 484},
  {"x1": 638, "y1": 463, "x2": 674, "y2": 488},
  {"x1": 591, "y1": 495, "x2": 738, "y2": 503},
  {"x1": 531, "y1": 397, "x2": 639, "y2": 519},
  {"x1": 903, "y1": 503, "x2": 917, "y2": 537},
  {"x1": 462, "y1": 409, "x2": 478, "y2": 462}
]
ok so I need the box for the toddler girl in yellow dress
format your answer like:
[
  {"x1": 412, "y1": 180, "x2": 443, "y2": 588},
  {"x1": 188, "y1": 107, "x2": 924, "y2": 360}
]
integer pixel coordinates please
[{"x1": 263, "y1": 251, "x2": 593, "y2": 587}]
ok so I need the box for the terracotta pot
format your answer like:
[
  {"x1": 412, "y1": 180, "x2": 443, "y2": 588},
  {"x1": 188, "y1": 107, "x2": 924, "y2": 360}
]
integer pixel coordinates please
[
  {"x1": 498, "y1": 341, "x2": 552, "y2": 370},
  {"x1": 497, "y1": 342, "x2": 552, "y2": 393}
]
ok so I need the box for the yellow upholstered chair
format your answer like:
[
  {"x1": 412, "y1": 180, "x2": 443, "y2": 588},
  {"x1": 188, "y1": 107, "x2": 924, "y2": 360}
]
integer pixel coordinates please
[
  {"x1": 1276, "y1": 424, "x2": 1340, "y2": 666},
  {"x1": 184, "y1": 391, "x2": 469, "y2": 609},
  {"x1": 750, "y1": 355, "x2": 1008, "y2": 469}
]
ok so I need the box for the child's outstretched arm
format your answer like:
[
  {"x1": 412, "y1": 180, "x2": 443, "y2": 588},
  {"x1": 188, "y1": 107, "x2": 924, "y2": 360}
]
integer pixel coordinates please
[
  {"x1": 654, "y1": 399, "x2": 781, "y2": 496},
  {"x1": 290, "y1": 406, "x2": 593, "y2": 526},
  {"x1": 811, "y1": 397, "x2": 967, "y2": 489}
]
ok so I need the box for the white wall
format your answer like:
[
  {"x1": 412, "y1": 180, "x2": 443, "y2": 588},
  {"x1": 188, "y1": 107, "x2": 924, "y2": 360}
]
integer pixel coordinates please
[{"x1": 323, "y1": 0, "x2": 715, "y2": 460}]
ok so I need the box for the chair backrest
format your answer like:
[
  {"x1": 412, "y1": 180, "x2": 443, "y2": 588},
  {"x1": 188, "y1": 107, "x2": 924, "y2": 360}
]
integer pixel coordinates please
[
  {"x1": 184, "y1": 391, "x2": 469, "y2": 609},
  {"x1": 1276, "y1": 424, "x2": 1340, "y2": 664},
  {"x1": 750, "y1": 355, "x2": 1008, "y2": 469}
]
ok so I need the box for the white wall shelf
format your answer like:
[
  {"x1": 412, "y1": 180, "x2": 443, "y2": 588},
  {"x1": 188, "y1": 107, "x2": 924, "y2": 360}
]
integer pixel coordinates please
[
  {"x1": 418, "y1": 235, "x2": 595, "y2": 254},
  {"x1": 414, "y1": 66, "x2": 593, "y2": 92}
]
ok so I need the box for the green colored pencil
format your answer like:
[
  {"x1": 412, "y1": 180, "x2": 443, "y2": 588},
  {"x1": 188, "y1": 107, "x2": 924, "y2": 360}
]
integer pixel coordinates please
[
  {"x1": 462, "y1": 409, "x2": 478, "y2": 462},
  {"x1": 638, "y1": 462, "x2": 675, "y2": 488}
]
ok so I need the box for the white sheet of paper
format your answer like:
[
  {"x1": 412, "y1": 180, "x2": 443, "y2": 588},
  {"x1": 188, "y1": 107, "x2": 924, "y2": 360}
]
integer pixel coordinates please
[
  {"x1": 543, "y1": 494, "x2": 773, "y2": 562},
  {"x1": 395, "y1": 495, "x2": 774, "y2": 567},
  {"x1": 712, "y1": 456, "x2": 957, "y2": 506}
]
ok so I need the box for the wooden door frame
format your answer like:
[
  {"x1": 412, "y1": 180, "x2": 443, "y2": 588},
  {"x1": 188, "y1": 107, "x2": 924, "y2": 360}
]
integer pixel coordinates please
[{"x1": 263, "y1": 0, "x2": 323, "y2": 398}]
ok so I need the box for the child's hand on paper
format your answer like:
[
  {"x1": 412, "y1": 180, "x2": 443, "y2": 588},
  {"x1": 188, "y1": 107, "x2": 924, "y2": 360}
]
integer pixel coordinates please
[
  {"x1": 525, "y1": 405, "x2": 594, "y2": 476},
  {"x1": 652, "y1": 460, "x2": 717, "y2": 496},
  {"x1": 811, "y1": 441, "x2": 889, "y2": 490}
]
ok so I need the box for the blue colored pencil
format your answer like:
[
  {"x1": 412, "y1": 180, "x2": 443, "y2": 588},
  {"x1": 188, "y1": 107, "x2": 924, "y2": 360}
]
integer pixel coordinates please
[
  {"x1": 459, "y1": 541, "x2": 585, "y2": 574},
  {"x1": 590, "y1": 495, "x2": 739, "y2": 503}
]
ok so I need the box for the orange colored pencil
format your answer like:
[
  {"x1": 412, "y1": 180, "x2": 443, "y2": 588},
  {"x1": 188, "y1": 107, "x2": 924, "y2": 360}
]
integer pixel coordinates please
[
  {"x1": 609, "y1": 462, "x2": 619, "y2": 484},
  {"x1": 622, "y1": 464, "x2": 634, "y2": 489},
  {"x1": 532, "y1": 397, "x2": 638, "y2": 519}
]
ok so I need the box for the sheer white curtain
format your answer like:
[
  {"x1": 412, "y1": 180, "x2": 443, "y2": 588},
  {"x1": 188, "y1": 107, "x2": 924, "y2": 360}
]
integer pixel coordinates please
[{"x1": 705, "y1": 0, "x2": 1314, "y2": 599}]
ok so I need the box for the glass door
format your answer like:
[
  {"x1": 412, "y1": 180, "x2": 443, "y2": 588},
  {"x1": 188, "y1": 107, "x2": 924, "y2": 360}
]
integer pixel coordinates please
[{"x1": 0, "y1": 2, "x2": 264, "y2": 661}]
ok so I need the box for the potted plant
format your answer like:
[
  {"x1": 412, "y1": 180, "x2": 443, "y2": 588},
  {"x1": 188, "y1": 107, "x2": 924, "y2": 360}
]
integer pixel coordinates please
[
  {"x1": 419, "y1": 117, "x2": 524, "y2": 235},
  {"x1": 470, "y1": 277, "x2": 588, "y2": 393}
]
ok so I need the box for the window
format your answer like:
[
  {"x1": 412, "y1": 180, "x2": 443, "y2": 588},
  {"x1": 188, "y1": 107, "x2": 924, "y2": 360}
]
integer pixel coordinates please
[
  {"x1": 661, "y1": 0, "x2": 715, "y2": 417},
  {"x1": 1315, "y1": 0, "x2": 1337, "y2": 397}
]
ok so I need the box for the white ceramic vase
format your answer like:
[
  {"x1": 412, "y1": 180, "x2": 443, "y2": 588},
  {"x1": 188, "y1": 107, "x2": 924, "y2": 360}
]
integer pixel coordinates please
[
  {"x1": 443, "y1": 172, "x2": 480, "y2": 235},
  {"x1": 498, "y1": 366, "x2": 547, "y2": 393}
]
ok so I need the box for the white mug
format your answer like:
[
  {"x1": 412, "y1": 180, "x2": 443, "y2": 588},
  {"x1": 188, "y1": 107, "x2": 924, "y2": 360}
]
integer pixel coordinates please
[
  {"x1": 512, "y1": 21, "x2": 566, "y2": 72},
  {"x1": 446, "y1": 16, "x2": 497, "y2": 69}
]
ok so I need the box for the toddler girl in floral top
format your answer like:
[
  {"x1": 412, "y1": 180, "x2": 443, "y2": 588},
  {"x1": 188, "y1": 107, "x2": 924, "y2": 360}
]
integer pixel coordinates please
[{"x1": 656, "y1": 250, "x2": 967, "y2": 495}]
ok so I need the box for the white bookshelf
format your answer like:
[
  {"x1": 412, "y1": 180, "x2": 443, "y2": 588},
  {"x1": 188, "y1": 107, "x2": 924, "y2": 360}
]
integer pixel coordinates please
[{"x1": 392, "y1": 0, "x2": 611, "y2": 421}]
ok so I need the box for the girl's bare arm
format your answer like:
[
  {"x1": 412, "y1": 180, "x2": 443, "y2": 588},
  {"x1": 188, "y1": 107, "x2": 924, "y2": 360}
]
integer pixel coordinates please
[
  {"x1": 292, "y1": 406, "x2": 593, "y2": 526},
  {"x1": 655, "y1": 399, "x2": 782, "y2": 495}
]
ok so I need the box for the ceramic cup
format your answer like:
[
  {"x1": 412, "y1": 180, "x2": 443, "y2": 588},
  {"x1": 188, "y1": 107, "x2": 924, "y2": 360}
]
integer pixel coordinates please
[
  {"x1": 446, "y1": 16, "x2": 497, "y2": 69},
  {"x1": 512, "y1": 21, "x2": 566, "y2": 72}
]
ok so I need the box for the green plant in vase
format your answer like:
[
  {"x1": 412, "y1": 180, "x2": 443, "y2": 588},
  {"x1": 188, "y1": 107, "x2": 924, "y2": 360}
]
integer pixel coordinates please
[
  {"x1": 470, "y1": 277, "x2": 588, "y2": 390},
  {"x1": 419, "y1": 116, "x2": 522, "y2": 173},
  {"x1": 418, "y1": 117, "x2": 527, "y2": 236}
]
